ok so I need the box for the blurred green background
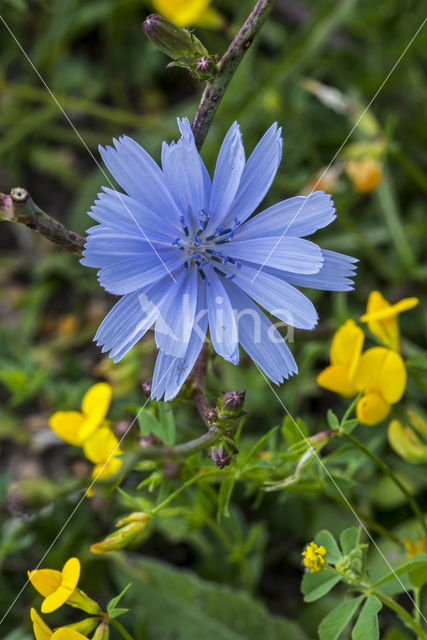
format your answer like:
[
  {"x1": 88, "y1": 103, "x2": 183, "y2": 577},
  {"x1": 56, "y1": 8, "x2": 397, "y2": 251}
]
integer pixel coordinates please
[{"x1": 0, "y1": 0, "x2": 426, "y2": 638}]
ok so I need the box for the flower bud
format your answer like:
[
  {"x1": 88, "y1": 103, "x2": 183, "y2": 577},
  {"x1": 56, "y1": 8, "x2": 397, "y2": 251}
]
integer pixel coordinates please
[
  {"x1": 67, "y1": 588, "x2": 103, "y2": 615},
  {"x1": 142, "y1": 14, "x2": 207, "y2": 63},
  {"x1": 90, "y1": 512, "x2": 150, "y2": 554},
  {"x1": 92, "y1": 621, "x2": 109, "y2": 640},
  {"x1": 217, "y1": 390, "x2": 246, "y2": 418},
  {"x1": 142, "y1": 379, "x2": 152, "y2": 397},
  {"x1": 0, "y1": 193, "x2": 15, "y2": 221},
  {"x1": 210, "y1": 445, "x2": 231, "y2": 469},
  {"x1": 65, "y1": 617, "x2": 100, "y2": 635}
]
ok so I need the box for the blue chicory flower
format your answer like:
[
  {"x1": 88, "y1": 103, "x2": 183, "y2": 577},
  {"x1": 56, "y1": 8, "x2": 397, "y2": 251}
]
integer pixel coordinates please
[{"x1": 82, "y1": 119, "x2": 356, "y2": 400}]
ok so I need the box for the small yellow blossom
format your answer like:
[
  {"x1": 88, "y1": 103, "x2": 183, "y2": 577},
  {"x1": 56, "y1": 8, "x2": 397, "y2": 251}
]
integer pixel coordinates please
[
  {"x1": 353, "y1": 347, "x2": 406, "y2": 425},
  {"x1": 317, "y1": 320, "x2": 364, "y2": 397},
  {"x1": 49, "y1": 383, "x2": 112, "y2": 445},
  {"x1": 302, "y1": 542, "x2": 327, "y2": 573},
  {"x1": 49, "y1": 383, "x2": 121, "y2": 483},
  {"x1": 28, "y1": 558, "x2": 80, "y2": 614},
  {"x1": 30, "y1": 608, "x2": 90, "y2": 640},
  {"x1": 403, "y1": 537, "x2": 427, "y2": 559},
  {"x1": 360, "y1": 290, "x2": 419, "y2": 350},
  {"x1": 346, "y1": 157, "x2": 382, "y2": 193},
  {"x1": 152, "y1": 0, "x2": 221, "y2": 28}
]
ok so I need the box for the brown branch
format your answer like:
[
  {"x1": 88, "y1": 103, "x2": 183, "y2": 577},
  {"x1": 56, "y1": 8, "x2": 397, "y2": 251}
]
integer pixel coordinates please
[
  {"x1": 192, "y1": 0, "x2": 278, "y2": 150},
  {"x1": 192, "y1": 346, "x2": 215, "y2": 428},
  {"x1": 1, "y1": 188, "x2": 85, "y2": 256}
]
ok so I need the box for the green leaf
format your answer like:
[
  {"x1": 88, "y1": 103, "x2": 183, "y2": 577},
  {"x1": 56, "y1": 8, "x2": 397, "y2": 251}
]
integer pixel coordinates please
[
  {"x1": 409, "y1": 564, "x2": 427, "y2": 588},
  {"x1": 341, "y1": 419, "x2": 360, "y2": 434},
  {"x1": 301, "y1": 568, "x2": 341, "y2": 602},
  {"x1": 351, "y1": 595, "x2": 382, "y2": 640},
  {"x1": 340, "y1": 527, "x2": 361, "y2": 555},
  {"x1": 217, "y1": 476, "x2": 237, "y2": 521},
  {"x1": 372, "y1": 553, "x2": 427, "y2": 588},
  {"x1": 138, "y1": 409, "x2": 162, "y2": 438},
  {"x1": 315, "y1": 530, "x2": 342, "y2": 563},
  {"x1": 107, "y1": 583, "x2": 132, "y2": 615},
  {"x1": 113, "y1": 556, "x2": 308, "y2": 640},
  {"x1": 319, "y1": 596, "x2": 363, "y2": 640},
  {"x1": 282, "y1": 416, "x2": 308, "y2": 446},
  {"x1": 157, "y1": 402, "x2": 176, "y2": 446},
  {"x1": 327, "y1": 410, "x2": 339, "y2": 430}
]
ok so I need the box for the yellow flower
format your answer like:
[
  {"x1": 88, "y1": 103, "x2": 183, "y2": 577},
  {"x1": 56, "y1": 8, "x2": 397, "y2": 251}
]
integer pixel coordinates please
[
  {"x1": 403, "y1": 537, "x2": 427, "y2": 559},
  {"x1": 345, "y1": 157, "x2": 382, "y2": 193},
  {"x1": 83, "y1": 426, "x2": 123, "y2": 480},
  {"x1": 152, "y1": 0, "x2": 221, "y2": 28},
  {"x1": 49, "y1": 383, "x2": 112, "y2": 446},
  {"x1": 30, "y1": 608, "x2": 89, "y2": 640},
  {"x1": 317, "y1": 320, "x2": 364, "y2": 397},
  {"x1": 388, "y1": 411, "x2": 427, "y2": 463},
  {"x1": 28, "y1": 558, "x2": 80, "y2": 614},
  {"x1": 353, "y1": 347, "x2": 406, "y2": 425},
  {"x1": 360, "y1": 290, "x2": 419, "y2": 350},
  {"x1": 302, "y1": 542, "x2": 327, "y2": 573}
]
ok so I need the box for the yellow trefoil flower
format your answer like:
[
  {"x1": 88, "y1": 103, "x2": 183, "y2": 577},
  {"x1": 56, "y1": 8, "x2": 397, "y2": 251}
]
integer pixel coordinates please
[
  {"x1": 302, "y1": 542, "x2": 327, "y2": 573},
  {"x1": 317, "y1": 320, "x2": 364, "y2": 397},
  {"x1": 49, "y1": 383, "x2": 122, "y2": 482},
  {"x1": 353, "y1": 347, "x2": 406, "y2": 425},
  {"x1": 152, "y1": 0, "x2": 220, "y2": 28},
  {"x1": 360, "y1": 290, "x2": 419, "y2": 350},
  {"x1": 28, "y1": 558, "x2": 80, "y2": 614},
  {"x1": 403, "y1": 537, "x2": 427, "y2": 559},
  {"x1": 30, "y1": 608, "x2": 89, "y2": 640},
  {"x1": 49, "y1": 383, "x2": 112, "y2": 445}
]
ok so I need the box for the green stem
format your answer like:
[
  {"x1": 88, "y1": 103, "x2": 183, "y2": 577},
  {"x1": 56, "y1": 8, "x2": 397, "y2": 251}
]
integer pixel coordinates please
[
  {"x1": 341, "y1": 431, "x2": 427, "y2": 538},
  {"x1": 370, "y1": 588, "x2": 425, "y2": 639},
  {"x1": 151, "y1": 470, "x2": 220, "y2": 515},
  {"x1": 330, "y1": 567, "x2": 425, "y2": 638},
  {"x1": 109, "y1": 618, "x2": 135, "y2": 640},
  {"x1": 192, "y1": 0, "x2": 278, "y2": 150}
]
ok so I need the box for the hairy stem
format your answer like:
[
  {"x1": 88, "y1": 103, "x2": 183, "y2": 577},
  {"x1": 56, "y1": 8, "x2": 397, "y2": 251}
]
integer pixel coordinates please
[
  {"x1": 192, "y1": 0, "x2": 278, "y2": 150},
  {"x1": 192, "y1": 346, "x2": 214, "y2": 427}
]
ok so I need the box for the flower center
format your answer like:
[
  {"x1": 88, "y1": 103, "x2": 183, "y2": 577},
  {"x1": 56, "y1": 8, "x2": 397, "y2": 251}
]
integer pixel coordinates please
[{"x1": 172, "y1": 209, "x2": 242, "y2": 284}]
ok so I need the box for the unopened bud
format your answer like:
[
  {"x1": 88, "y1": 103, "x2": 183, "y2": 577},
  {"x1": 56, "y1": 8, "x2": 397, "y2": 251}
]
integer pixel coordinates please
[
  {"x1": 67, "y1": 588, "x2": 102, "y2": 615},
  {"x1": 0, "y1": 193, "x2": 15, "y2": 221},
  {"x1": 142, "y1": 14, "x2": 207, "y2": 63},
  {"x1": 142, "y1": 379, "x2": 152, "y2": 397},
  {"x1": 218, "y1": 390, "x2": 246, "y2": 418},
  {"x1": 92, "y1": 621, "x2": 109, "y2": 640},
  {"x1": 90, "y1": 512, "x2": 150, "y2": 554},
  {"x1": 196, "y1": 55, "x2": 212, "y2": 73},
  {"x1": 210, "y1": 446, "x2": 231, "y2": 469},
  {"x1": 65, "y1": 617, "x2": 99, "y2": 635}
]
